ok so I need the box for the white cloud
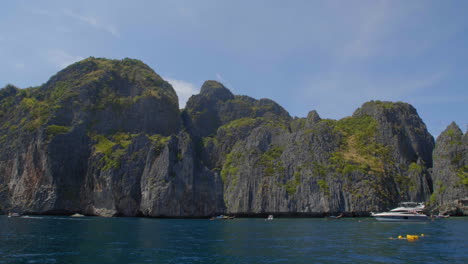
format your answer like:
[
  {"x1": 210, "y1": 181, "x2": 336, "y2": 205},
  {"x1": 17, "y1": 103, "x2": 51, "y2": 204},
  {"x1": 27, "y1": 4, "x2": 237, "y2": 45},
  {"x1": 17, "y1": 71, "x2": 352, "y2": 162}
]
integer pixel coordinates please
[
  {"x1": 47, "y1": 50, "x2": 84, "y2": 69},
  {"x1": 165, "y1": 77, "x2": 199, "y2": 108},
  {"x1": 63, "y1": 9, "x2": 120, "y2": 37}
]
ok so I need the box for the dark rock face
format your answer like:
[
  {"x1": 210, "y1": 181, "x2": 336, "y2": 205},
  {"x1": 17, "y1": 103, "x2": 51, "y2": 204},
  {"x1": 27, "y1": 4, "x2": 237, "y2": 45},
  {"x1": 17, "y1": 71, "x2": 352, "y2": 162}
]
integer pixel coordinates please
[
  {"x1": 353, "y1": 101, "x2": 434, "y2": 167},
  {"x1": 0, "y1": 58, "x2": 464, "y2": 217},
  {"x1": 183, "y1": 81, "x2": 290, "y2": 138},
  {"x1": 218, "y1": 101, "x2": 435, "y2": 215},
  {"x1": 431, "y1": 122, "x2": 468, "y2": 215},
  {"x1": 0, "y1": 58, "x2": 221, "y2": 216},
  {"x1": 352, "y1": 101, "x2": 434, "y2": 200}
]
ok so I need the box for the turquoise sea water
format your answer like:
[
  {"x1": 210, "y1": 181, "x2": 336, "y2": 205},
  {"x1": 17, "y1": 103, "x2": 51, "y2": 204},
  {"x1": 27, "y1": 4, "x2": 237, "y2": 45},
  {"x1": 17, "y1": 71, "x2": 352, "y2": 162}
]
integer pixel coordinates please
[{"x1": 0, "y1": 216, "x2": 467, "y2": 264}]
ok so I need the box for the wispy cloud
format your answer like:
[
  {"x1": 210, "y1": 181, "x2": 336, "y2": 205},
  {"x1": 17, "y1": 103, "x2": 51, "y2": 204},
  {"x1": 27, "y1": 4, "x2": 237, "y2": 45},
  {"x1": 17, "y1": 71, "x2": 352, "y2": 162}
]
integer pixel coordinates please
[
  {"x1": 13, "y1": 62, "x2": 25, "y2": 69},
  {"x1": 216, "y1": 73, "x2": 233, "y2": 90},
  {"x1": 30, "y1": 8, "x2": 51, "y2": 16},
  {"x1": 46, "y1": 50, "x2": 84, "y2": 69},
  {"x1": 63, "y1": 9, "x2": 120, "y2": 37},
  {"x1": 164, "y1": 77, "x2": 199, "y2": 108}
]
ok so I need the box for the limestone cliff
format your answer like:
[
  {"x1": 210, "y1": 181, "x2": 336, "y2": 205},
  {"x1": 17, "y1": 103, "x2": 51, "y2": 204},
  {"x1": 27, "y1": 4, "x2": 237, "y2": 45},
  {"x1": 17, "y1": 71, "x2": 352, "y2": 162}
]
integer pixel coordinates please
[
  {"x1": 0, "y1": 57, "x2": 464, "y2": 216},
  {"x1": 216, "y1": 101, "x2": 434, "y2": 215},
  {"x1": 0, "y1": 58, "x2": 222, "y2": 216},
  {"x1": 431, "y1": 122, "x2": 468, "y2": 215}
]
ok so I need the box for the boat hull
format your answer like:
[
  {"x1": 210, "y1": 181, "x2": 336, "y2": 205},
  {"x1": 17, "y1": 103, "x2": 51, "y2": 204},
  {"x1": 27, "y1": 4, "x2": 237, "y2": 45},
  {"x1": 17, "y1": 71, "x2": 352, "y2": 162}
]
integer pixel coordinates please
[
  {"x1": 374, "y1": 216, "x2": 429, "y2": 222},
  {"x1": 372, "y1": 213, "x2": 429, "y2": 222}
]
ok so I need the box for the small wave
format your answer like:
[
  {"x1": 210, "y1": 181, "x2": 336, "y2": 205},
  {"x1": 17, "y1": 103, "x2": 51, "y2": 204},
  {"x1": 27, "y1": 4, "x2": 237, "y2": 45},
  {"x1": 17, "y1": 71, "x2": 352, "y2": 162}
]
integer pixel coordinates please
[
  {"x1": 20, "y1": 216, "x2": 45, "y2": 219},
  {"x1": 11, "y1": 252, "x2": 79, "y2": 258}
]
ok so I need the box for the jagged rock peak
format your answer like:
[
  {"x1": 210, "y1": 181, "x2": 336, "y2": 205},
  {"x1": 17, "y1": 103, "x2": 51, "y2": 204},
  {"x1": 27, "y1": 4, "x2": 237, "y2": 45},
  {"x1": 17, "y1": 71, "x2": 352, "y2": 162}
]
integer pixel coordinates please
[
  {"x1": 199, "y1": 80, "x2": 234, "y2": 101},
  {"x1": 445, "y1": 122, "x2": 462, "y2": 133},
  {"x1": 437, "y1": 122, "x2": 463, "y2": 141},
  {"x1": 1, "y1": 84, "x2": 19, "y2": 91},
  {"x1": 432, "y1": 120, "x2": 468, "y2": 214},
  {"x1": 353, "y1": 100, "x2": 417, "y2": 117},
  {"x1": 0, "y1": 84, "x2": 19, "y2": 99},
  {"x1": 306, "y1": 110, "x2": 321, "y2": 124}
]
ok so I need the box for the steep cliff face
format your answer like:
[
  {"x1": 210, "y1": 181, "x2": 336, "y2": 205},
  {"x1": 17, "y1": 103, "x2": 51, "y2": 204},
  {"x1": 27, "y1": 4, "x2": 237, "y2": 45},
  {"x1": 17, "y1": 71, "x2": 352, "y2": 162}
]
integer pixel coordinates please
[
  {"x1": 0, "y1": 58, "x2": 223, "y2": 216},
  {"x1": 218, "y1": 101, "x2": 435, "y2": 215},
  {"x1": 431, "y1": 123, "x2": 468, "y2": 215},
  {"x1": 352, "y1": 101, "x2": 434, "y2": 201},
  {"x1": 0, "y1": 57, "x2": 458, "y2": 217},
  {"x1": 139, "y1": 132, "x2": 224, "y2": 217}
]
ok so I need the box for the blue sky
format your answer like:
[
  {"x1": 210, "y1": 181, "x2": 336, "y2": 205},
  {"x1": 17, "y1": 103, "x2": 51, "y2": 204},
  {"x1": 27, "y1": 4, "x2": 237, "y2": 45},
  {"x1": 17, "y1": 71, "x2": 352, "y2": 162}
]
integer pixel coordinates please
[{"x1": 0, "y1": 0, "x2": 467, "y2": 137}]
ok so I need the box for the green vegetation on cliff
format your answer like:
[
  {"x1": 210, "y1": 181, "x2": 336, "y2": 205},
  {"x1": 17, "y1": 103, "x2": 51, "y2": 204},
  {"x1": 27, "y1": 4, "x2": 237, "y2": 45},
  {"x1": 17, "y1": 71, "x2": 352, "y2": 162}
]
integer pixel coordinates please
[
  {"x1": 317, "y1": 179, "x2": 330, "y2": 196},
  {"x1": 91, "y1": 132, "x2": 137, "y2": 170},
  {"x1": 147, "y1": 134, "x2": 171, "y2": 155},
  {"x1": 284, "y1": 171, "x2": 301, "y2": 195},
  {"x1": 221, "y1": 151, "x2": 242, "y2": 183},
  {"x1": 364, "y1": 100, "x2": 401, "y2": 110},
  {"x1": 445, "y1": 129, "x2": 463, "y2": 146},
  {"x1": 46, "y1": 125, "x2": 71, "y2": 137},
  {"x1": 330, "y1": 115, "x2": 391, "y2": 175},
  {"x1": 1, "y1": 57, "x2": 460, "y2": 217},
  {"x1": 0, "y1": 57, "x2": 180, "y2": 139},
  {"x1": 458, "y1": 165, "x2": 468, "y2": 186},
  {"x1": 429, "y1": 180, "x2": 447, "y2": 205},
  {"x1": 257, "y1": 146, "x2": 285, "y2": 177},
  {"x1": 219, "y1": 117, "x2": 257, "y2": 130},
  {"x1": 408, "y1": 162, "x2": 424, "y2": 174}
]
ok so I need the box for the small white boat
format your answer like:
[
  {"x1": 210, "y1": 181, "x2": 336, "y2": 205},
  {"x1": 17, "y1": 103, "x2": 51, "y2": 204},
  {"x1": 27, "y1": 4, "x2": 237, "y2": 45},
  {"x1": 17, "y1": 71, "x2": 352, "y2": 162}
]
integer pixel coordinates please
[
  {"x1": 371, "y1": 202, "x2": 429, "y2": 222},
  {"x1": 210, "y1": 215, "x2": 235, "y2": 220},
  {"x1": 71, "y1": 213, "x2": 85, "y2": 217},
  {"x1": 266, "y1": 215, "x2": 274, "y2": 221},
  {"x1": 7, "y1": 212, "x2": 21, "y2": 218}
]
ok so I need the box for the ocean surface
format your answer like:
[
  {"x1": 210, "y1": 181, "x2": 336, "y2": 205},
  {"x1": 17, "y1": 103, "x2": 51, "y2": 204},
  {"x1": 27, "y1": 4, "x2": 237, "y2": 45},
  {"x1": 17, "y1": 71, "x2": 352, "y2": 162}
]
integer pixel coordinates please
[{"x1": 0, "y1": 216, "x2": 467, "y2": 264}]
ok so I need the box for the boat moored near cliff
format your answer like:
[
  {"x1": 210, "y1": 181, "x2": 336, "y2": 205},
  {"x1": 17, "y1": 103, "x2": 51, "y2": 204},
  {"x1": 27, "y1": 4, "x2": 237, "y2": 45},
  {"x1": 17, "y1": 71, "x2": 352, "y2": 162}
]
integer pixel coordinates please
[
  {"x1": 371, "y1": 202, "x2": 430, "y2": 222},
  {"x1": 7, "y1": 212, "x2": 21, "y2": 218}
]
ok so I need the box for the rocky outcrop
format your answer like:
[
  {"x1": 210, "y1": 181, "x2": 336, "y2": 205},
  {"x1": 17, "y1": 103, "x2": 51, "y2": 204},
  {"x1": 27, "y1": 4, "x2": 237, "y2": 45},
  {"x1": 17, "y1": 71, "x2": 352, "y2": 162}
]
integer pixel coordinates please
[
  {"x1": 139, "y1": 131, "x2": 224, "y2": 217},
  {"x1": 0, "y1": 57, "x2": 463, "y2": 217},
  {"x1": 183, "y1": 81, "x2": 290, "y2": 138},
  {"x1": 0, "y1": 58, "x2": 222, "y2": 216},
  {"x1": 431, "y1": 122, "x2": 468, "y2": 215},
  {"x1": 219, "y1": 101, "x2": 435, "y2": 215}
]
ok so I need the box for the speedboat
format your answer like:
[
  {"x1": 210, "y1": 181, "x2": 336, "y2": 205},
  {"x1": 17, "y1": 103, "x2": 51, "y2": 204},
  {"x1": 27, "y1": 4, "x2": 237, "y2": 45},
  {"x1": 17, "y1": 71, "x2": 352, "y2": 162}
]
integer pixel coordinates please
[
  {"x1": 210, "y1": 215, "x2": 235, "y2": 220},
  {"x1": 266, "y1": 215, "x2": 274, "y2": 221},
  {"x1": 371, "y1": 202, "x2": 429, "y2": 222}
]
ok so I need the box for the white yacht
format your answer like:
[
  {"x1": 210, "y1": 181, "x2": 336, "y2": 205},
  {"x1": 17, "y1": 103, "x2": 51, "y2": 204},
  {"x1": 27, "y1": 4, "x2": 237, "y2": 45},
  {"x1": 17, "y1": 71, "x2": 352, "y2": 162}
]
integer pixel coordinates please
[{"x1": 371, "y1": 202, "x2": 429, "y2": 222}]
